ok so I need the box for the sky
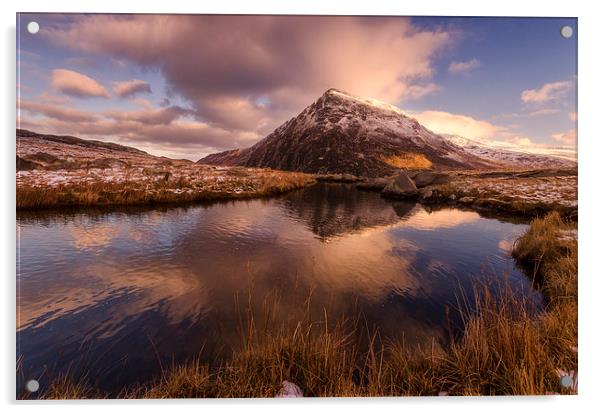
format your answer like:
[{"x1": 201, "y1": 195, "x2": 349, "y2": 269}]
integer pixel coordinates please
[{"x1": 17, "y1": 14, "x2": 577, "y2": 160}]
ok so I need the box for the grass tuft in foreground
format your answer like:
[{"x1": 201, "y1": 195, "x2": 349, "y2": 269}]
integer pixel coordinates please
[{"x1": 512, "y1": 212, "x2": 577, "y2": 302}]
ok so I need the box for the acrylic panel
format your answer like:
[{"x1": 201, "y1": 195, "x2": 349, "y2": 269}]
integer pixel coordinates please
[{"x1": 16, "y1": 14, "x2": 578, "y2": 399}]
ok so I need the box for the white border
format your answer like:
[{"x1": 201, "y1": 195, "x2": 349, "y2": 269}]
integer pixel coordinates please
[{"x1": 3, "y1": 1, "x2": 601, "y2": 412}]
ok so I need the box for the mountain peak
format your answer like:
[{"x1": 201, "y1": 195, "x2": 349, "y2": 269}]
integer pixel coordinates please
[
  {"x1": 323, "y1": 87, "x2": 344, "y2": 96},
  {"x1": 319, "y1": 88, "x2": 406, "y2": 116}
]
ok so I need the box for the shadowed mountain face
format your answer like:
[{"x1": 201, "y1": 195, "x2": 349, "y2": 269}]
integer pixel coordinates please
[{"x1": 199, "y1": 89, "x2": 494, "y2": 177}]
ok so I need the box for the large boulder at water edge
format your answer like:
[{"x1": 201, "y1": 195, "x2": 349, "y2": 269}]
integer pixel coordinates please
[
  {"x1": 412, "y1": 171, "x2": 451, "y2": 188},
  {"x1": 382, "y1": 172, "x2": 418, "y2": 199}
]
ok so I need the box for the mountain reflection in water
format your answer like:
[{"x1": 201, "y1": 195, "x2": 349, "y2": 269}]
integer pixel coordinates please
[{"x1": 16, "y1": 183, "x2": 540, "y2": 393}]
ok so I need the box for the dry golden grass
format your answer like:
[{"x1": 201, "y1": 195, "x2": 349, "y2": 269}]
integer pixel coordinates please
[
  {"x1": 513, "y1": 212, "x2": 577, "y2": 287},
  {"x1": 16, "y1": 172, "x2": 315, "y2": 209},
  {"x1": 25, "y1": 213, "x2": 577, "y2": 398},
  {"x1": 37, "y1": 375, "x2": 96, "y2": 400},
  {"x1": 382, "y1": 153, "x2": 433, "y2": 169},
  {"x1": 511, "y1": 212, "x2": 578, "y2": 371}
]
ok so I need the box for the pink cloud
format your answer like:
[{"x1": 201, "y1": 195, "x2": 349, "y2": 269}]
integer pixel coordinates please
[
  {"x1": 402, "y1": 83, "x2": 441, "y2": 100},
  {"x1": 104, "y1": 106, "x2": 189, "y2": 125},
  {"x1": 527, "y1": 108, "x2": 561, "y2": 116},
  {"x1": 113, "y1": 79, "x2": 152, "y2": 98},
  {"x1": 131, "y1": 98, "x2": 153, "y2": 110},
  {"x1": 37, "y1": 92, "x2": 73, "y2": 105},
  {"x1": 51, "y1": 68, "x2": 110, "y2": 98},
  {"x1": 521, "y1": 80, "x2": 571, "y2": 104},
  {"x1": 448, "y1": 58, "x2": 481, "y2": 74},
  {"x1": 45, "y1": 15, "x2": 454, "y2": 136},
  {"x1": 19, "y1": 99, "x2": 99, "y2": 122},
  {"x1": 552, "y1": 129, "x2": 577, "y2": 145},
  {"x1": 408, "y1": 110, "x2": 506, "y2": 141}
]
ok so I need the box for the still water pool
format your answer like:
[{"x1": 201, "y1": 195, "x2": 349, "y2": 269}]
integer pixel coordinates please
[{"x1": 17, "y1": 183, "x2": 540, "y2": 393}]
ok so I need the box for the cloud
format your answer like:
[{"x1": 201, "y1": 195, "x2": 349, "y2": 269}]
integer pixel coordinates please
[
  {"x1": 113, "y1": 79, "x2": 152, "y2": 98},
  {"x1": 104, "y1": 106, "x2": 190, "y2": 125},
  {"x1": 527, "y1": 108, "x2": 561, "y2": 116},
  {"x1": 408, "y1": 110, "x2": 506, "y2": 141},
  {"x1": 17, "y1": 98, "x2": 259, "y2": 159},
  {"x1": 20, "y1": 116, "x2": 259, "y2": 159},
  {"x1": 552, "y1": 129, "x2": 577, "y2": 145},
  {"x1": 448, "y1": 58, "x2": 481, "y2": 74},
  {"x1": 36, "y1": 92, "x2": 73, "y2": 105},
  {"x1": 131, "y1": 98, "x2": 153, "y2": 110},
  {"x1": 521, "y1": 80, "x2": 571, "y2": 104},
  {"x1": 51, "y1": 68, "x2": 110, "y2": 98},
  {"x1": 402, "y1": 83, "x2": 441, "y2": 100},
  {"x1": 492, "y1": 107, "x2": 565, "y2": 120},
  {"x1": 569, "y1": 111, "x2": 577, "y2": 122},
  {"x1": 19, "y1": 99, "x2": 99, "y2": 122},
  {"x1": 501, "y1": 135, "x2": 538, "y2": 147},
  {"x1": 407, "y1": 109, "x2": 577, "y2": 157},
  {"x1": 45, "y1": 15, "x2": 454, "y2": 137}
]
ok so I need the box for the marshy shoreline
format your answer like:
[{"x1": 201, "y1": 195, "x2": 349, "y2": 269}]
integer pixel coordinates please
[{"x1": 17, "y1": 166, "x2": 577, "y2": 222}]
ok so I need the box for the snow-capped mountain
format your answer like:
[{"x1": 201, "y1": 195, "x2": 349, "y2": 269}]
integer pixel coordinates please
[
  {"x1": 198, "y1": 89, "x2": 493, "y2": 177},
  {"x1": 443, "y1": 134, "x2": 576, "y2": 169}
]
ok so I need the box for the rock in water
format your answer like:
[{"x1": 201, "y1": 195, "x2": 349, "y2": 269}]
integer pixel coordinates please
[
  {"x1": 382, "y1": 172, "x2": 418, "y2": 199},
  {"x1": 412, "y1": 171, "x2": 451, "y2": 188},
  {"x1": 275, "y1": 381, "x2": 303, "y2": 398}
]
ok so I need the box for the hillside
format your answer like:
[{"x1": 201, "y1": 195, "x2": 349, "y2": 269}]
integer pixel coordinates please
[{"x1": 15, "y1": 129, "x2": 315, "y2": 208}]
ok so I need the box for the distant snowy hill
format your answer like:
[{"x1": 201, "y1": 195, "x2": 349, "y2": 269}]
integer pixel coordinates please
[{"x1": 442, "y1": 134, "x2": 576, "y2": 169}]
